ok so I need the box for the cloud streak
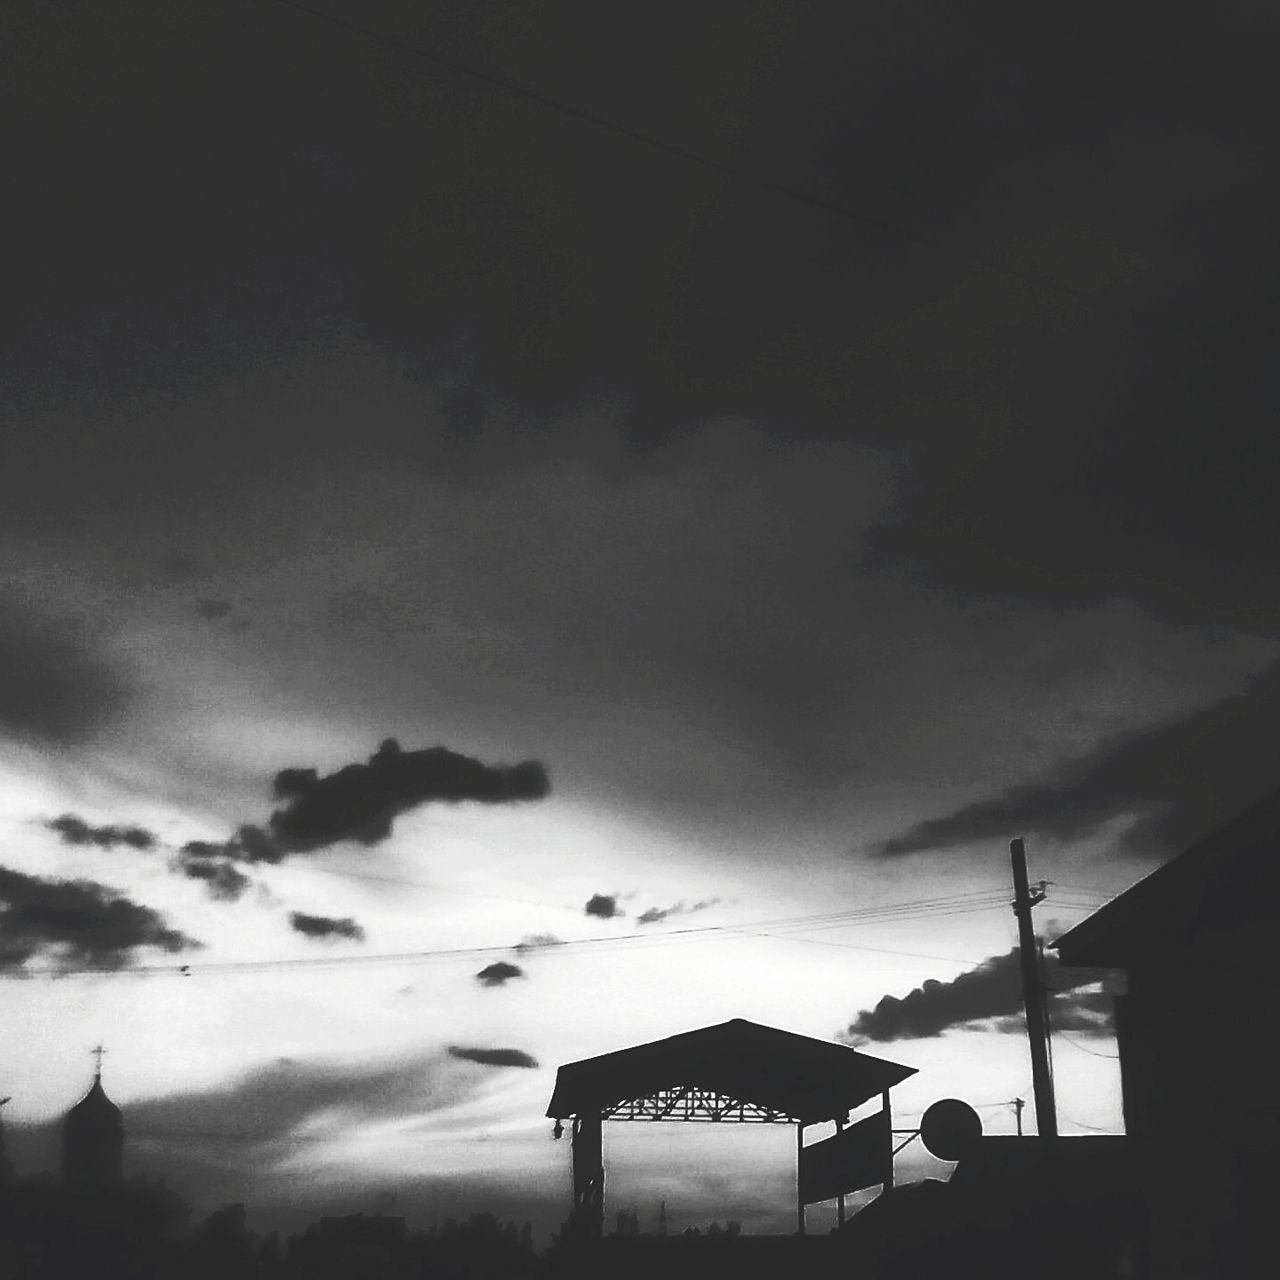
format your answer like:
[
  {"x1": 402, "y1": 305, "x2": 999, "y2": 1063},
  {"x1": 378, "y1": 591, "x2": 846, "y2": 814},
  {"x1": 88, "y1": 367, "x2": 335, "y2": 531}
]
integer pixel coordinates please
[
  {"x1": 634, "y1": 898, "x2": 719, "y2": 926},
  {"x1": 874, "y1": 659, "x2": 1280, "y2": 859},
  {"x1": 46, "y1": 814, "x2": 158, "y2": 850},
  {"x1": 447, "y1": 1046, "x2": 539, "y2": 1069},
  {"x1": 71, "y1": 1051, "x2": 489, "y2": 1199},
  {"x1": 840, "y1": 948, "x2": 1110, "y2": 1043},
  {"x1": 0, "y1": 865, "x2": 200, "y2": 972}
]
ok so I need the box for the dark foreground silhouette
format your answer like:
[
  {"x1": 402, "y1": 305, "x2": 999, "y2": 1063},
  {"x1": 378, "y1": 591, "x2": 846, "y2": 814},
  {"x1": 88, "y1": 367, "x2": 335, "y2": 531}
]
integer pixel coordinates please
[
  {"x1": 0, "y1": 1169, "x2": 1147, "y2": 1280},
  {"x1": 0, "y1": 1177, "x2": 543, "y2": 1280}
]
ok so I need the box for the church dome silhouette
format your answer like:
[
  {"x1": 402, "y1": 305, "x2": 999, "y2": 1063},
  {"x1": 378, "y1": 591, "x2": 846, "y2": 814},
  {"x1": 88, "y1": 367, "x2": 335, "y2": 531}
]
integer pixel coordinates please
[{"x1": 61, "y1": 1056, "x2": 124, "y2": 1188}]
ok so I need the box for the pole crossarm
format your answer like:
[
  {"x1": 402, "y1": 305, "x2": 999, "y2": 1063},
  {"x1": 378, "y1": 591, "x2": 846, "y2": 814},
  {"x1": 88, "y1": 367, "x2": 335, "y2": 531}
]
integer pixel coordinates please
[{"x1": 603, "y1": 1085, "x2": 794, "y2": 1123}]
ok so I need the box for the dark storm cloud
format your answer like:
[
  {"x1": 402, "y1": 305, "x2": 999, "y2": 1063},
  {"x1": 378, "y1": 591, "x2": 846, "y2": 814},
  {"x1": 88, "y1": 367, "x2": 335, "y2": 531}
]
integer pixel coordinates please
[
  {"x1": 475, "y1": 961, "x2": 524, "y2": 987},
  {"x1": 446, "y1": 1046, "x2": 539, "y2": 1069},
  {"x1": 172, "y1": 855, "x2": 252, "y2": 903},
  {"x1": 7, "y1": 3, "x2": 1276, "y2": 475},
  {"x1": 0, "y1": 865, "x2": 200, "y2": 972},
  {"x1": 6, "y1": 0, "x2": 1280, "y2": 850},
  {"x1": 46, "y1": 814, "x2": 157, "y2": 850},
  {"x1": 635, "y1": 898, "x2": 719, "y2": 926},
  {"x1": 288, "y1": 911, "x2": 366, "y2": 942},
  {"x1": 0, "y1": 593, "x2": 133, "y2": 746},
  {"x1": 840, "y1": 948, "x2": 1111, "y2": 1044},
  {"x1": 584, "y1": 894, "x2": 621, "y2": 920},
  {"x1": 268, "y1": 739, "x2": 550, "y2": 853},
  {"x1": 876, "y1": 658, "x2": 1280, "y2": 860}
]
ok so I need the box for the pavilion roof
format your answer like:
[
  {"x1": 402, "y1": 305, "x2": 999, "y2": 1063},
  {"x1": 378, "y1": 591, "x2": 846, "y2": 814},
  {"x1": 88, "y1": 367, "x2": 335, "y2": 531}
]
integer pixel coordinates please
[{"x1": 546, "y1": 1018, "x2": 916, "y2": 1125}]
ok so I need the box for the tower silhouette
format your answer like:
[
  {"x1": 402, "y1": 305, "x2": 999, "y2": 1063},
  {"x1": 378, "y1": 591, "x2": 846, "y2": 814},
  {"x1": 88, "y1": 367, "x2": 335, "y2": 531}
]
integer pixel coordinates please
[{"x1": 60, "y1": 1046, "x2": 123, "y2": 1188}]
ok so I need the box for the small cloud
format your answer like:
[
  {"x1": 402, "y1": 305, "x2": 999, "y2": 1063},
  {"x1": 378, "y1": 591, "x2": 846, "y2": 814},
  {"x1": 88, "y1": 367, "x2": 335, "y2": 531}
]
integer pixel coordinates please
[
  {"x1": 475, "y1": 961, "x2": 524, "y2": 987},
  {"x1": 513, "y1": 933, "x2": 564, "y2": 955},
  {"x1": 194, "y1": 598, "x2": 233, "y2": 619},
  {"x1": 635, "y1": 898, "x2": 719, "y2": 926},
  {"x1": 0, "y1": 864, "x2": 201, "y2": 972},
  {"x1": 46, "y1": 813, "x2": 157, "y2": 850},
  {"x1": 447, "y1": 1046, "x2": 538, "y2": 1069},
  {"x1": 268, "y1": 738, "x2": 551, "y2": 854},
  {"x1": 172, "y1": 855, "x2": 252, "y2": 903},
  {"x1": 288, "y1": 911, "x2": 366, "y2": 942},
  {"x1": 180, "y1": 824, "x2": 282, "y2": 865},
  {"x1": 584, "y1": 894, "x2": 621, "y2": 919}
]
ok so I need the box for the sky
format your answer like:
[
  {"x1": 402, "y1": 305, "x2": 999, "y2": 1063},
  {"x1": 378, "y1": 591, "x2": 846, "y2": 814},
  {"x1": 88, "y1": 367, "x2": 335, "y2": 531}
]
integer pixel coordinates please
[{"x1": 3, "y1": 0, "x2": 1279, "y2": 1242}]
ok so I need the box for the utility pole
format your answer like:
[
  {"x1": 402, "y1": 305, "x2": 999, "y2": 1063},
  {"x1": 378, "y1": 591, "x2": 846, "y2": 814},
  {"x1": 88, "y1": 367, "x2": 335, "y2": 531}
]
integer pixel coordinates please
[
  {"x1": 1010, "y1": 838, "x2": 1057, "y2": 1137},
  {"x1": 1013, "y1": 1097, "x2": 1025, "y2": 1136}
]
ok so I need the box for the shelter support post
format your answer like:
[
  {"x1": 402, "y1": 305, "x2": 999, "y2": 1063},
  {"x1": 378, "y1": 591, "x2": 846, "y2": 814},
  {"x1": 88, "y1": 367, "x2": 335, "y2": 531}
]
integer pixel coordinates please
[
  {"x1": 796, "y1": 1123, "x2": 806, "y2": 1234},
  {"x1": 835, "y1": 1116, "x2": 846, "y2": 1226},
  {"x1": 571, "y1": 1113, "x2": 604, "y2": 1238},
  {"x1": 882, "y1": 1091, "x2": 894, "y2": 1191}
]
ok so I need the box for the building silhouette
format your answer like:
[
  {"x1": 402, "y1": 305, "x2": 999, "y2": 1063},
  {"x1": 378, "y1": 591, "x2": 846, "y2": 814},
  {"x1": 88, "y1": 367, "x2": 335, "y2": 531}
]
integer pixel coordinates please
[
  {"x1": 1055, "y1": 789, "x2": 1280, "y2": 1277},
  {"x1": 60, "y1": 1048, "x2": 124, "y2": 1189}
]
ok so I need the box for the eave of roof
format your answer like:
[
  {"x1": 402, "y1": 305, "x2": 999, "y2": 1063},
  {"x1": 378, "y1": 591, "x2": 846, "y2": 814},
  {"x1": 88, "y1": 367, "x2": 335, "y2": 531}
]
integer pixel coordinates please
[
  {"x1": 1053, "y1": 787, "x2": 1280, "y2": 968},
  {"x1": 546, "y1": 1018, "x2": 916, "y2": 1125}
]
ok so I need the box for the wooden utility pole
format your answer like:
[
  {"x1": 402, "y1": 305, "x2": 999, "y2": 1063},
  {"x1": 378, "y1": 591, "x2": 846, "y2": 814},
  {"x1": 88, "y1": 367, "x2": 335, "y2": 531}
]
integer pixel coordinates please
[
  {"x1": 1013, "y1": 1097, "x2": 1025, "y2": 1136},
  {"x1": 1010, "y1": 838, "x2": 1057, "y2": 1136}
]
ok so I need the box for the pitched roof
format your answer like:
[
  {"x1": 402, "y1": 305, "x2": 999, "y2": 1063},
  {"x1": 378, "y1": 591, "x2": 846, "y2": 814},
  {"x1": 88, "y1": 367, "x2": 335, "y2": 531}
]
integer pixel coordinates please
[
  {"x1": 1053, "y1": 787, "x2": 1280, "y2": 968},
  {"x1": 546, "y1": 1018, "x2": 916, "y2": 1125}
]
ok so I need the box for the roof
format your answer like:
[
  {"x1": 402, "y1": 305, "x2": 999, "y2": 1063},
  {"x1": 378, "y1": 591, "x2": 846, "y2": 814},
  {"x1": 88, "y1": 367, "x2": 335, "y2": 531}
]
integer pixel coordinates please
[
  {"x1": 545, "y1": 1018, "x2": 916, "y2": 1125},
  {"x1": 1053, "y1": 787, "x2": 1280, "y2": 968}
]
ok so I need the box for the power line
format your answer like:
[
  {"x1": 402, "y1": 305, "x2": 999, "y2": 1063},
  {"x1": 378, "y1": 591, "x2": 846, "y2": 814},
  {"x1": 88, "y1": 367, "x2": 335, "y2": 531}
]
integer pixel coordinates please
[
  {"x1": 1060, "y1": 1114, "x2": 1117, "y2": 1133},
  {"x1": 250, "y1": 0, "x2": 1094, "y2": 304},
  {"x1": 1054, "y1": 1030, "x2": 1119, "y2": 1059},
  {"x1": 741, "y1": 930, "x2": 988, "y2": 966},
  {"x1": 2, "y1": 890, "x2": 1008, "y2": 980},
  {"x1": 1045, "y1": 882, "x2": 1112, "y2": 897}
]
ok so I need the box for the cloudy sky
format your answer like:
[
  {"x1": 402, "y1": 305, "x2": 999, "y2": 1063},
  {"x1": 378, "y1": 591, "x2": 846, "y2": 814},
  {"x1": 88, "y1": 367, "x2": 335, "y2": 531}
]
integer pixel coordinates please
[{"x1": 3, "y1": 0, "x2": 1278, "y2": 1240}]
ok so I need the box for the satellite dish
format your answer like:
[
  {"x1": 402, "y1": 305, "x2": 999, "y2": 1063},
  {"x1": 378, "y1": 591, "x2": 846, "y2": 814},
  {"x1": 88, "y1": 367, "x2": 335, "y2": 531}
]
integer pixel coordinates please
[{"x1": 920, "y1": 1098, "x2": 982, "y2": 1162}]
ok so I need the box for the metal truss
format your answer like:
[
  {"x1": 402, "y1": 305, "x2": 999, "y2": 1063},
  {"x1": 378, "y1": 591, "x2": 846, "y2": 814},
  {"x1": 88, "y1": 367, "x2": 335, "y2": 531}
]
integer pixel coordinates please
[{"x1": 603, "y1": 1085, "x2": 794, "y2": 1124}]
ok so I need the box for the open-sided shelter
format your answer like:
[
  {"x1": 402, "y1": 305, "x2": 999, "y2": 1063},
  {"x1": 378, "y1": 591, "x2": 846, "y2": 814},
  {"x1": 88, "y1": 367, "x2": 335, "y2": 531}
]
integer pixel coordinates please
[{"x1": 547, "y1": 1018, "x2": 916, "y2": 1235}]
